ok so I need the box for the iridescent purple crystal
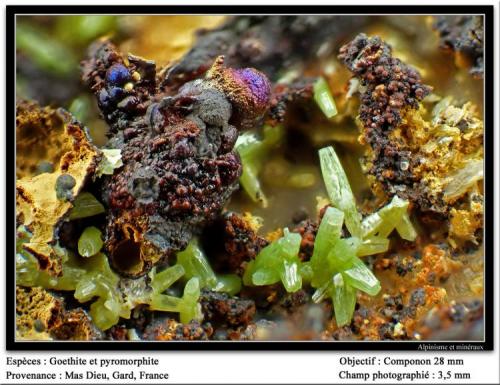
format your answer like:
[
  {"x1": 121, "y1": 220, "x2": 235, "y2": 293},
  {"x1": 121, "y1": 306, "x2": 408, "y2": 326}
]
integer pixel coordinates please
[{"x1": 234, "y1": 68, "x2": 271, "y2": 107}]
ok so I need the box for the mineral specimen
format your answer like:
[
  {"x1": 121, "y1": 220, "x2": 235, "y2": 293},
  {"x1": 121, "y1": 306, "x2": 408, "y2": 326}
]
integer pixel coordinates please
[
  {"x1": 339, "y1": 34, "x2": 484, "y2": 245},
  {"x1": 164, "y1": 16, "x2": 369, "y2": 86},
  {"x1": 82, "y1": 40, "x2": 271, "y2": 276},
  {"x1": 338, "y1": 34, "x2": 432, "y2": 200}
]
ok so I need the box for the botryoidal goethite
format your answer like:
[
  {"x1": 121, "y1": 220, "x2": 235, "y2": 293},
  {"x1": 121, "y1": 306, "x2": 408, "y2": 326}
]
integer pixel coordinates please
[{"x1": 82, "y1": 40, "x2": 271, "y2": 276}]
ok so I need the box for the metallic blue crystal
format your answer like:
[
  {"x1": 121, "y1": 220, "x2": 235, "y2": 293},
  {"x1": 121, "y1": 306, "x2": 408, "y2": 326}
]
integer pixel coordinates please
[{"x1": 106, "y1": 64, "x2": 130, "y2": 85}]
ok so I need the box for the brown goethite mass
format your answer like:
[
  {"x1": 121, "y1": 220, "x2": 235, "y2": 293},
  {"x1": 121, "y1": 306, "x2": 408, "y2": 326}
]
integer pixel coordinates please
[
  {"x1": 164, "y1": 16, "x2": 369, "y2": 86},
  {"x1": 338, "y1": 33, "x2": 433, "y2": 204},
  {"x1": 81, "y1": 40, "x2": 271, "y2": 276},
  {"x1": 339, "y1": 34, "x2": 483, "y2": 246}
]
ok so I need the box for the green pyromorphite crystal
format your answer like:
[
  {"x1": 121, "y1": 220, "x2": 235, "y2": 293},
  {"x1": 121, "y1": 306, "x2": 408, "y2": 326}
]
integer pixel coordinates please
[
  {"x1": 237, "y1": 145, "x2": 417, "y2": 326},
  {"x1": 332, "y1": 273, "x2": 357, "y2": 327},
  {"x1": 148, "y1": 269, "x2": 203, "y2": 325},
  {"x1": 361, "y1": 195, "x2": 417, "y2": 241},
  {"x1": 311, "y1": 145, "x2": 417, "y2": 325},
  {"x1": 310, "y1": 206, "x2": 344, "y2": 288},
  {"x1": 235, "y1": 125, "x2": 283, "y2": 207},
  {"x1": 16, "y1": 22, "x2": 77, "y2": 76},
  {"x1": 309, "y1": 212, "x2": 381, "y2": 326},
  {"x1": 243, "y1": 228, "x2": 303, "y2": 293},
  {"x1": 16, "y1": 243, "x2": 125, "y2": 330},
  {"x1": 319, "y1": 146, "x2": 362, "y2": 237},
  {"x1": 212, "y1": 274, "x2": 242, "y2": 296},
  {"x1": 16, "y1": 227, "x2": 203, "y2": 330},
  {"x1": 314, "y1": 77, "x2": 338, "y2": 119},
  {"x1": 176, "y1": 241, "x2": 217, "y2": 288},
  {"x1": 68, "y1": 192, "x2": 105, "y2": 220},
  {"x1": 78, "y1": 226, "x2": 103, "y2": 257},
  {"x1": 176, "y1": 240, "x2": 242, "y2": 296}
]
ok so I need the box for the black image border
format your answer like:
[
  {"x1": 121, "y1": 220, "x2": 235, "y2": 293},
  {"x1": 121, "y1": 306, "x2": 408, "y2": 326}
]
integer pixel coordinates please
[{"x1": 6, "y1": 4, "x2": 494, "y2": 351}]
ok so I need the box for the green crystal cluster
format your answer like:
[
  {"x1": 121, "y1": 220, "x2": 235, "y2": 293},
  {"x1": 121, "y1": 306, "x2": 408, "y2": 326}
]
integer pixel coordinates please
[
  {"x1": 176, "y1": 240, "x2": 242, "y2": 296},
  {"x1": 147, "y1": 266, "x2": 202, "y2": 325},
  {"x1": 314, "y1": 146, "x2": 417, "y2": 325},
  {"x1": 16, "y1": 226, "x2": 203, "y2": 330},
  {"x1": 242, "y1": 146, "x2": 417, "y2": 326},
  {"x1": 309, "y1": 206, "x2": 381, "y2": 326},
  {"x1": 361, "y1": 195, "x2": 417, "y2": 242},
  {"x1": 16, "y1": 219, "x2": 244, "y2": 331},
  {"x1": 243, "y1": 228, "x2": 303, "y2": 293}
]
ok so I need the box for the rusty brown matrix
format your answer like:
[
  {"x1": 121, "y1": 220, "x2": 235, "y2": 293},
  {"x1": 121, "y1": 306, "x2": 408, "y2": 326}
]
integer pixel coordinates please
[
  {"x1": 82, "y1": 40, "x2": 271, "y2": 276},
  {"x1": 338, "y1": 34, "x2": 432, "y2": 202}
]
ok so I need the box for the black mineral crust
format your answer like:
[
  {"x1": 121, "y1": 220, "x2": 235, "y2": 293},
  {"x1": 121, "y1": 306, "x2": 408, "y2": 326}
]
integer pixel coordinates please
[
  {"x1": 81, "y1": 40, "x2": 271, "y2": 276},
  {"x1": 433, "y1": 15, "x2": 484, "y2": 77},
  {"x1": 164, "y1": 16, "x2": 370, "y2": 86}
]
